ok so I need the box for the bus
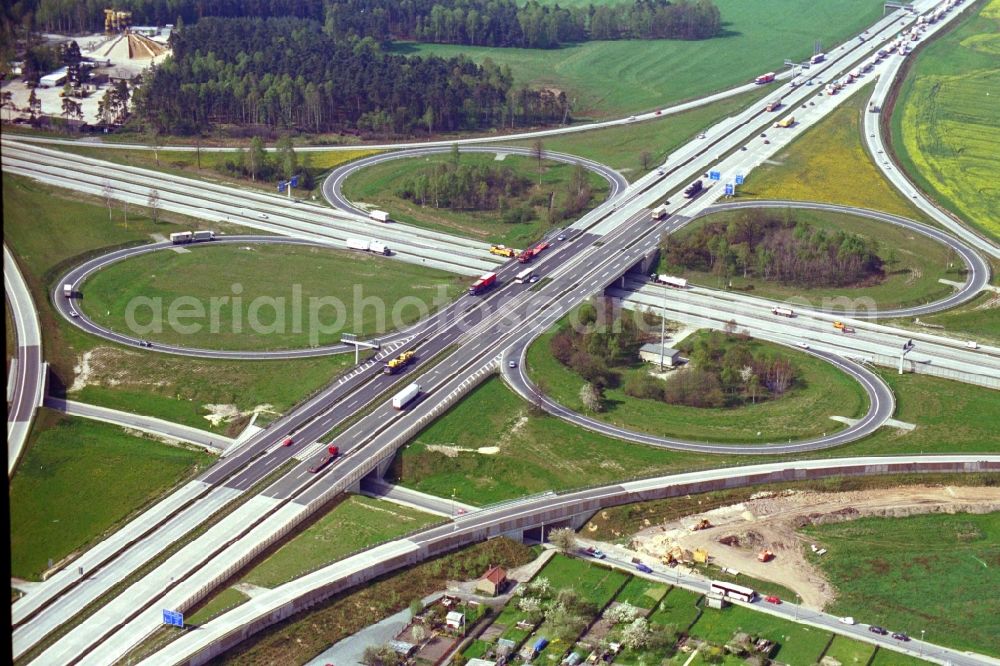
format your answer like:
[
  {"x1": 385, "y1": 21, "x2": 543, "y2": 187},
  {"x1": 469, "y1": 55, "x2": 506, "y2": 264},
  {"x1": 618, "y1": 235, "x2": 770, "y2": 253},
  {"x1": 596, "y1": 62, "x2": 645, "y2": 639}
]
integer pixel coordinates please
[
  {"x1": 709, "y1": 581, "x2": 756, "y2": 603},
  {"x1": 514, "y1": 267, "x2": 534, "y2": 284}
]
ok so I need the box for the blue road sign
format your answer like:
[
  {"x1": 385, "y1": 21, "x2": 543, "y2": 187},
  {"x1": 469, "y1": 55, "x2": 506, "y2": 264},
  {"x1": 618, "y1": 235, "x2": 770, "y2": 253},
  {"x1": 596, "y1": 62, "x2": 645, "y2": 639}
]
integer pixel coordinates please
[
  {"x1": 735, "y1": 174, "x2": 745, "y2": 185},
  {"x1": 163, "y1": 609, "x2": 184, "y2": 627},
  {"x1": 724, "y1": 183, "x2": 735, "y2": 196},
  {"x1": 277, "y1": 181, "x2": 288, "y2": 192},
  {"x1": 709, "y1": 170, "x2": 721, "y2": 181},
  {"x1": 289, "y1": 175, "x2": 299, "y2": 188}
]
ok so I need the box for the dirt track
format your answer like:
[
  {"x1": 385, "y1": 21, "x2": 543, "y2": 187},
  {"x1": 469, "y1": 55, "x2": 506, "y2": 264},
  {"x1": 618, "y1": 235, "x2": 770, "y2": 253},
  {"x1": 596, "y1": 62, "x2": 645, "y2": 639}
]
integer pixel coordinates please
[{"x1": 629, "y1": 485, "x2": 1000, "y2": 609}]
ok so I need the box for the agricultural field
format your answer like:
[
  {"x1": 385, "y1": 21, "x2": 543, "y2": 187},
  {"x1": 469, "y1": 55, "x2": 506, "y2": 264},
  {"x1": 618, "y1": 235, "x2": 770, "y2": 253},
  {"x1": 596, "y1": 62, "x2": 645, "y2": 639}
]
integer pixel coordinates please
[
  {"x1": 391, "y1": 377, "x2": 743, "y2": 506},
  {"x1": 78, "y1": 243, "x2": 464, "y2": 350},
  {"x1": 54, "y1": 144, "x2": 377, "y2": 199},
  {"x1": 340, "y1": 152, "x2": 609, "y2": 247},
  {"x1": 802, "y1": 512, "x2": 1000, "y2": 656},
  {"x1": 688, "y1": 603, "x2": 831, "y2": 664},
  {"x1": 660, "y1": 208, "x2": 959, "y2": 312},
  {"x1": 892, "y1": 0, "x2": 1000, "y2": 243},
  {"x1": 822, "y1": 634, "x2": 877, "y2": 665},
  {"x1": 393, "y1": 0, "x2": 887, "y2": 119},
  {"x1": 742, "y1": 82, "x2": 930, "y2": 221},
  {"x1": 9, "y1": 409, "x2": 214, "y2": 580},
  {"x1": 613, "y1": 576, "x2": 669, "y2": 610},
  {"x1": 648, "y1": 586, "x2": 702, "y2": 631},
  {"x1": 505, "y1": 86, "x2": 773, "y2": 177},
  {"x1": 2, "y1": 175, "x2": 365, "y2": 434},
  {"x1": 526, "y1": 326, "x2": 867, "y2": 444},
  {"x1": 533, "y1": 554, "x2": 629, "y2": 607},
  {"x1": 239, "y1": 495, "x2": 441, "y2": 588}
]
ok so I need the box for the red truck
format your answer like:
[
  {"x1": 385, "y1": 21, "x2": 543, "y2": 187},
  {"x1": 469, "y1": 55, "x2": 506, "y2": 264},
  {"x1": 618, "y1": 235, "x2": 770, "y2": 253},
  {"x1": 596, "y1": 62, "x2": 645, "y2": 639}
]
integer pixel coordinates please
[
  {"x1": 755, "y1": 72, "x2": 776, "y2": 84},
  {"x1": 517, "y1": 241, "x2": 551, "y2": 264},
  {"x1": 469, "y1": 272, "x2": 497, "y2": 295},
  {"x1": 308, "y1": 445, "x2": 339, "y2": 473}
]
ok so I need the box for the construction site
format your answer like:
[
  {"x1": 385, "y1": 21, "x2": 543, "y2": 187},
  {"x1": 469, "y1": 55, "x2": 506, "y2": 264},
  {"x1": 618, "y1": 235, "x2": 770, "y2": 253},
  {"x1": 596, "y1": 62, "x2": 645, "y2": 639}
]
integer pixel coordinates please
[{"x1": 616, "y1": 485, "x2": 1000, "y2": 608}]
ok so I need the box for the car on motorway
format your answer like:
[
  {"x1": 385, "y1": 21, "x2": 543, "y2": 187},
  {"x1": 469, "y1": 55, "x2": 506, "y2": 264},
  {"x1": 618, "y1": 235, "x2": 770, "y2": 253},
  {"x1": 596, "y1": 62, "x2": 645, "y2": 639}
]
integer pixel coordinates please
[
  {"x1": 764, "y1": 595, "x2": 781, "y2": 604},
  {"x1": 628, "y1": 115, "x2": 636, "y2": 122},
  {"x1": 698, "y1": 133, "x2": 706, "y2": 139},
  {"x1": 508, "y1": 360, "x2": 518, "y2": 368},
  {"x1": 657, "y1": 168, "x2": 665, "y2": 175},
  {"x1": 138, "y1": 340, "x2": 152, "y2": 347},
  {"x1": 741, "y1": 146, "x2": 748, "y2": 151},
  {"x1": 763, "y1": 139, "x2": 770, "y2": 144},
  {"x1": 259, "y1": 213, "x2": 269, "y2": 219},
  {"x1": 557, "y1": 234, "x2": 567, "y2": 241},
  {"x1": 655, "y1": 109, "x2": 662, "y2": 115},
  {"x1": 869, "y1": 626, "x2": 889, "y2": 636},
  {"x1": 529, "y1": 275, "x2": 540, "y2": 283},
  {"x1": 892, "y1": 632, "x2": 910, "y2": 642},
  {"x1": 839, "y1": 616, "x2": 856, "y2": 625},
  {"x1": 798, "y1": 342, "x2": 810, "y2": 349},
  {"x1": 281, "y1": 436, "x2": 295, "y2": 447}
]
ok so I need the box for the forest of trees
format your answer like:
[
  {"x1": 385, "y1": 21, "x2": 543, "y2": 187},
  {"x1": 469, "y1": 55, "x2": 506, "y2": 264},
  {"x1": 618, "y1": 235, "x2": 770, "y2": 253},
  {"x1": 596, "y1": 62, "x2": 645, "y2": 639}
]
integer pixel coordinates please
[
  {"x1": 395, "y1": 149, "x2": 595, "y2": 225},
  {"x1": 663, "y1": 211, "x2": 885, "y2": 288},
  {"x1": 625, "y1": 330, "x2": 800, "y2": 408},
  {"x1": 5, "y1": 0, "x2": 721, "y2": 46},
  {"x1": 131, "y1": 16, "x2": 568, "y2": 135}
]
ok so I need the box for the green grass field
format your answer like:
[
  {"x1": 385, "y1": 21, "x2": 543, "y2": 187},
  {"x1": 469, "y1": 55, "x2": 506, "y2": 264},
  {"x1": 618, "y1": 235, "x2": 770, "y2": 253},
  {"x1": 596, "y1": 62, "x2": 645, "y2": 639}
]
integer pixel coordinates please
[
  {"x1": 392, "y1": 377, "x2": 742, "y2": 506},
  {"x1": 392, "y1": 0, "x2": 886, "y2": 119},
  {"x1": 526, "y1": 327, "x2": 867, "y2": 443},
  {"x1": 532, "y1": 554, "x2": 629, "y2": 607},
  {"x1": 79, "y1": 243, "x2": 464, "y2": 350},
  {"x1": 689, "y1": 603, "x2": 831, "y2": 664},
  {"x1": 869, "y1": 647, "x2": 934, "y2": 665},
  {"x1": 613, "y1": 576, "x2": 669, "y2": 610},
  {"x1": 186, "y1": 587, "x2": 250, "y2": 626},
  {"x1": 888, "y1": 292, "x2": 1000, "y2": 346},
  {"x1": 340, "y1": 152, "x2": 608, "y2": 247},
  {"x1": 649, "y1": 586, "x2": 703, "y2": 630},
  {"x1": 892, "y1": 0, "x2": 1000, "y2": 243},
  {"x1": 661, "y1": 208, "x2": 959, "y2": 311},
  {"x1": 2, "y1": 175, "x2": 371, "y2": 435},
  {"x1": 9, "y1": 409, "x2": 214, "y2": 580},
  {"x1": 505, "y1": 86, "x2": 773, "y2": 177},
  {"x1": 55, "y1": 145, "x2": 377, "y2": 199},
  {"x1": 803, "y1": 512, "x2": 1000, "y2": 656},
  {"x1": 742, "y1": 82, "x2": 930, "y2": 221},
  {"x1": 240, "y1": 495, "x2": 440, "y2": 588},
  {"x1": 822, "y1": 634, "x2": 877, "y2": 665}
]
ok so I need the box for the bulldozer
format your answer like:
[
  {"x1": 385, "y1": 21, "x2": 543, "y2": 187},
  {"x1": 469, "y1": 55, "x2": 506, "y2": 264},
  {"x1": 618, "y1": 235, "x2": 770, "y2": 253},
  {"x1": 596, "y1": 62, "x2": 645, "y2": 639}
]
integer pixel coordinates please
[
  {"x1": 757, "y1": 549, "x2": 775, "y2": 563},
  {"x1": 691, "y1": 518, "x2": 712, "y2": 531}
]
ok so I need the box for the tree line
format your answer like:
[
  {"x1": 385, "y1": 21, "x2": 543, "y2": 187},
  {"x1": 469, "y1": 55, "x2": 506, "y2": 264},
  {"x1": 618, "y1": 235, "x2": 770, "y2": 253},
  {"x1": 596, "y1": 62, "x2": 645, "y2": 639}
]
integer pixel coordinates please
[
  {"x1": 663, "y1": 210, "x2": 885, "y2": 287},
  {"x1": 324, "y1": 0, "x2": 722, "y2": 48},
  {"x1": 7, "y1": 0, "x2": 721, "y2": 46},
  {"x1": 131, "y1": 16, "x2": 567, "y2": 136}
]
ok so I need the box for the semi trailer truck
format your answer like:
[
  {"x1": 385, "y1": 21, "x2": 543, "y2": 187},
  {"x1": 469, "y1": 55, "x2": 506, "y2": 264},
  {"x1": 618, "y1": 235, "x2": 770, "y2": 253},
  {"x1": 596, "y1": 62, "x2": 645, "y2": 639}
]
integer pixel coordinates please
[
  {"x1": 469, "y1": 272, "x2": 497, "y2": 295},
  {"x1": 392, "y1": 383, "x2": 421, "y2": 410}
]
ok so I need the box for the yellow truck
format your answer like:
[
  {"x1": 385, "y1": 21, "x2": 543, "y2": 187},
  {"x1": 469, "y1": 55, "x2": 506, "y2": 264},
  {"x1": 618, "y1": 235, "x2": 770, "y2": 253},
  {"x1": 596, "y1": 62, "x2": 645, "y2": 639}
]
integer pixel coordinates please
[
  {"x1": 383, "y1": 350, "x2": 416, "y2": 375},
  {"x1": 490, "y1": 244, "x2": 518, "y2": 258},
  {"x1": 774, "y1": 116, "x2": 795, "y2": 128}
]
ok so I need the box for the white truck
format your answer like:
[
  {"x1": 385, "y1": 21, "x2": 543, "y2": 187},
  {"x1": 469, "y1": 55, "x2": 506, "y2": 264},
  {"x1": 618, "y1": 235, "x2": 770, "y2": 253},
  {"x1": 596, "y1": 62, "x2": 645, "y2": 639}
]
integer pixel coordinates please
[
  {"x1": 391, "y1": 383, "x2": 421, "y2": 410},
  {"x1": 771, "y1": 307, "x2": 795, "y2": 318},
  {"x1": 810, "y1": 53, "x2": 825, "y2": 64},
  {"x1": 651, "y1": 204, "x2": 669, "y2": 220},
  {"x1": 170, "y1": 231, "x2": 193, "y2": 244},
  {"x1": 370, "y1": 210, "x2": 390, "y2": 223},
  {"x1": 346, "y1": 238, "x2": 390, "y2": 255},
  {"x1": 653, "y1": 274, "x2": 688, "y2": 289},
  {"x1": 192, "y1": 230, "x2": 215, "y2": 242},
  {"x1": 63, "y1": 283, "x2": 74, "y2": 298}
]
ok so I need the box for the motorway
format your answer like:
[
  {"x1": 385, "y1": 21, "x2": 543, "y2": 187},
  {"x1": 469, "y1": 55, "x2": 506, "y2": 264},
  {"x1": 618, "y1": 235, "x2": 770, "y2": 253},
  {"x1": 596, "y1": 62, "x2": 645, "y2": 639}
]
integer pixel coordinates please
[
  {"x1": 5, "y1": 243, "x2": 44, "y2": 477},
  {"x1": 7, "y1": 0, "x2": 998, "y2": 662},
  {"x1": 138, "y1": 454, "x2": 1000, "y2": 666}
]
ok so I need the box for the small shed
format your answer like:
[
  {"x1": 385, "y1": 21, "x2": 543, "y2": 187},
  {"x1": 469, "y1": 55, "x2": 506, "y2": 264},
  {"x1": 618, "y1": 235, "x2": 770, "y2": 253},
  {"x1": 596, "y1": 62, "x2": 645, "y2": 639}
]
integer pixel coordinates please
[
  {"x1": 639, "y1": 343, "x2": 681, "y2": 367},
  {"x1": 475, "y1": 565, "x2": 508, "y2": 596},
  {"x1": 467, "y1": 659, "x2": 497, "y2": 666},
  {"x1": 445, "y1": 610, "x2": 465, "y2": 630},
  {"x1": 388, "y1": 640, "x2": 416, "y2": 657}
]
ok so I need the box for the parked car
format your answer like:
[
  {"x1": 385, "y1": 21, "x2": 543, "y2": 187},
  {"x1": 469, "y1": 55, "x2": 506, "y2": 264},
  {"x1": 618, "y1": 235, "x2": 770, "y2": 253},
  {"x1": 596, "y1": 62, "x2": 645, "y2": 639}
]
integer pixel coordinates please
[
  {"x1": 635, "y1": 563, "x2": 653, "y2": 573},
  {"x1": 839, "y1": 616, "x2": 856, "y2": 625},
  {"x1": 585, "y1": 547, "x2": 606, "y2": 559},
  {"x1": 764, "y1": 595, "x2": 781, "y2": 604},
  {"x1": 892, "y1": 632, "x2": 910, "y2": 642},
  {"x1": 869, "y1": 626, "x2": 888, "y2": 636}
]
